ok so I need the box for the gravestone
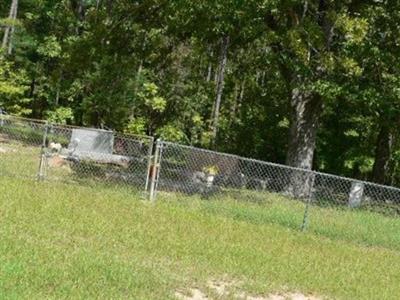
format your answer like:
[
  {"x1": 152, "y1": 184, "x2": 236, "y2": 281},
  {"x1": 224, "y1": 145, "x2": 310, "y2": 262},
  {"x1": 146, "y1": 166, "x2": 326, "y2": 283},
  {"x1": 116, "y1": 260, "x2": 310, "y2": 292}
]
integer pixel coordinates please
[
  {"x1": 69, "y1": 129, "x2": 114, "y2": 154},
  {"x1": 348, "y1": 181, "x2": 364, "y2": 208},
  {"x1": 65, "y1": 129, "x2": 131, "y2": 167}
]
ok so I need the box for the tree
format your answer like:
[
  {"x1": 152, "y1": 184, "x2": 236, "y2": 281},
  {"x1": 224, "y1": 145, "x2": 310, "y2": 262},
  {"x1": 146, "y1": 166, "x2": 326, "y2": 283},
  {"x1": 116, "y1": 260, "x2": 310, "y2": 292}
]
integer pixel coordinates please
[
  {"x1": 1, "y1": 0, "x2": 400, "y2": 187},
  {"x1": 263, "y1": 0, "x2": 374, "y2": 196},
  {"x1": 166, "y1": 0, "x2": 266, "y2": 146},
  {"x1": 0, "y1": 56, "x2": 29, "y2": 114},
  {"x1": 2, "y1": 0, "x2": 19, "y2": 54}
]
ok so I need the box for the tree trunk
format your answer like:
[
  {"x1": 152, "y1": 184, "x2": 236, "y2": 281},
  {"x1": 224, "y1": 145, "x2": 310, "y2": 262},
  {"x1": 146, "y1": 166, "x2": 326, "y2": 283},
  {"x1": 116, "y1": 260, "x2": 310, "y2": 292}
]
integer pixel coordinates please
[
  {"x1": 1, "y1": 1, "x2": 13, "y2": 49},
  {"x1": 130, "y1": 60, "x2": 143, "y2": 118},
  {"x1": 78, "y1": 0, "x2": 85, "y2": 22},
  {"x1": 229, "y1": 79, "x2": 245, "y2": 126},
  {"x1": 206, "y1": 57, "x2": 213, "y2": 82},
  {"x1": 71, "y1": 0, "x2": 85, "y2": 35},
  {"x1": 285, "y1": 88, "x2": 322, "y2": 198},
  {"x1": 106, "y1": 0, "x2": 113, "y2": 14},
  {"x1": 7, "y1": 0, "x2": 18, "y2": 55},
  {"x1": 371, "y1": 124, "x2": 394, "y2": 184},
  {"x1": 285, "y1": 0, "x2": 330, "y2": 167},
  {"x1": 286, "y1": 89, "x2": 322, "y2": 169},
  {"x1": 210, "y1": 35, "x2": 229, "y2": 147},
  {"x1": 213, "y1": 66, "x2": 219, "y2": 84},
  {"x1": 261, "y1": 71, "x2": 266, "y2": 87},
  {"x1": 2, "y1": 0, "x2": 18, "y2": 54}
]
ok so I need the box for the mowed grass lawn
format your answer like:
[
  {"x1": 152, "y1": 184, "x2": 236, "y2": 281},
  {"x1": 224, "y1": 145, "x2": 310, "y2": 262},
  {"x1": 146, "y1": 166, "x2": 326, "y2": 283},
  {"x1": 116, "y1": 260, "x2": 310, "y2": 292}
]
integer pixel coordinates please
[{"x1": 1, "y1": 176, "x2": 400, "y2": 299}]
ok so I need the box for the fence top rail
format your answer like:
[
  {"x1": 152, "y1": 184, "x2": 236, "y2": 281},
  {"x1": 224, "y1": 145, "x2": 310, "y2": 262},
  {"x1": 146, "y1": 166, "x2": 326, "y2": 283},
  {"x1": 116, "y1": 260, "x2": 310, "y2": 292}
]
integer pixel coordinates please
[
  {"x1": 159, "y1": 140, "x2": 318, "y2": 173},
  {"x1": 51, "y1": 122, "x2": 154, "y2": 142},
  {"x1": 1, "y1": 114, "x2": 154, "y2": 143},
  {"x1": 313, "y1": 170, "x2": 400, "y2": 193},
  {"x1": 159, "y1": 140, "x2": 400, "y2": 194},
  {"x1": 0, "y1": 113, "x2": 47, "y2": 124}
]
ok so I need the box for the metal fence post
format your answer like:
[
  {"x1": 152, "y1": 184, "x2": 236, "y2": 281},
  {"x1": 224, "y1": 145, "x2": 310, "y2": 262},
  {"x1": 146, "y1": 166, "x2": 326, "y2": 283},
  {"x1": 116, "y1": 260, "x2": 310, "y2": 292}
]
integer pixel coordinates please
[
  {"x1": 0, "y1": 108, "x2": 4, "y2": 126},
  {"x1": 149, "y1": 140, "x2": 162, "y2": 202},
  {"x1": 301, "y1": 171, "x2": 316, "y2": 231},
  {"x1": 144, "y1": 137, "x2": 155, "y2": 193},
  {"x1": 37, "y1": 122, "x2": 49, "y2": 181},
  {"x1": 154, "y1": 141, "x2": 164, "y2": 196}
]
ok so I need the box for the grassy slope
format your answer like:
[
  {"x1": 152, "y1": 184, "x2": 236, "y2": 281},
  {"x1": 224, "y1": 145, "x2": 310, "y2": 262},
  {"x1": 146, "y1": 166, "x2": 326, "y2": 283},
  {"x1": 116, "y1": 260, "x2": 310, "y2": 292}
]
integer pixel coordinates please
[
  {"x1": 170, "y1": 191, "x2": 400, "y2": 251},
  {"x1": 1, "y1": 177, "x2": 400, "y2": 299}
]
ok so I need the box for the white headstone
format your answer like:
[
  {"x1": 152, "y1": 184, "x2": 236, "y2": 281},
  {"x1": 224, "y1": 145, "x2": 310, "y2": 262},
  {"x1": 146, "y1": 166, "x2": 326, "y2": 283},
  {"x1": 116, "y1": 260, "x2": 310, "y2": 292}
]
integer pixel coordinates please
[
  {"x1": 348, "y1": 182, "x2": 364, "y2": 208},
  {"x1": 69, "y1": 129, "x2": 114, "y2": 154}
]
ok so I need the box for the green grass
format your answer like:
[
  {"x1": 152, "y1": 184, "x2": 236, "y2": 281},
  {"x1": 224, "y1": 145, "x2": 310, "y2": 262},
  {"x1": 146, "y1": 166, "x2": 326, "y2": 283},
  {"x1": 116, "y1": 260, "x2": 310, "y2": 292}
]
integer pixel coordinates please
[
  {"x1": 0, "y1": 136, "x2": 42, "y2": 179},
  {"x1": 2, "y1": 137, "x2": 400, "y2": 299},
  {"x1": 1, "y1": 176, "x2": 400, "y2": 299},
  {"x1": 168, "y1": 192, "x2": 400, "y2": 251}
]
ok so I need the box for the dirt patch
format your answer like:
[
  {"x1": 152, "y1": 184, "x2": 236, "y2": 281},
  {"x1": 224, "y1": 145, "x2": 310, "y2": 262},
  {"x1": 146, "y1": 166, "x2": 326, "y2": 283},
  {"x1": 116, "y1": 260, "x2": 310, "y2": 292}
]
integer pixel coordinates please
[
  {"x1": 207, "y1": 278, "x2": 237, "y2": 297},
  {"x1": 0, "y1": 145, "x2": 16, "y2": 154},
  {"x1": 254, "y1": 292, "x2": 322, "y2": 300},
  {"x1": 175, "y1": 288, "x2": 210, "y2": 300},
  {"x1": 48, "y1": 155, "x2": 72, "y2": 173},
  {"x1": 49, "y1": 155, "x2": 67, "y2": 167},
  {"x1": 175, "y1": 279, "x2": 322, "y2": 300}
]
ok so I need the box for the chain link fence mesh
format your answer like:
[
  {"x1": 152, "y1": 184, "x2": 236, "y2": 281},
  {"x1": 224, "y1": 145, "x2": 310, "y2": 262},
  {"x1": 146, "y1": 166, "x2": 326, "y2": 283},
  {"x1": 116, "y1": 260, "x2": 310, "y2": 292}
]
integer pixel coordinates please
[
  {"x1": 0, "y1": 114, "x2": 153, "y2": 191},
  {"x1": 151, "y1": 141, "x2": 310, "y2": 228},
  {"x1": 2, "y1": 113, "x2": 400, "y2": 250},
  {"x1": 0, "y1": 115, "x2": 47, "y2": 179},
  {"x1": 151, "y1": 141, "x2": 400, "y2": 250}
]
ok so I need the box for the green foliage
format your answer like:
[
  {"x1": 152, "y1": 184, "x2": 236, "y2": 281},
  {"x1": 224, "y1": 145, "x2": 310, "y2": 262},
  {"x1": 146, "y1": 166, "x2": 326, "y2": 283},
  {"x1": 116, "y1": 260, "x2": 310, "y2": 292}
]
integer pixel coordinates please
[
  {"x1": 37, "y1": 36, "x2": 62, "y2": 58},
  {"x1": 46, "y1": 107, "x2": 74, "y2": 124},
  {"x1": 124, "y1": 117, "x2": 147, "y2": 135},
  {"x1": 0, "y1": 57, "x2": 30, "y2": 115},
  {"x1": 155, "y1": 123, "x2": 187, "y2": 142},
  {"x1": 137, "y1": 82, "x2": 166, "y2": 113},
  {"x1": 344, "y1": 156, "x2": 375, "y2": 174},
  {"x1": 337, "y1": 15, "x2": 369, "y2": 45}
]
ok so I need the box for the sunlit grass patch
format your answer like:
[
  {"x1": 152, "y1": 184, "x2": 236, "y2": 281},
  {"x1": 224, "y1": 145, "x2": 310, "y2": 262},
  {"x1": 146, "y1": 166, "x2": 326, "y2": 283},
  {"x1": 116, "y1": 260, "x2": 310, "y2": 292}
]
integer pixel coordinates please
[{"x1": 1, "y1": 176, "x2": 400, "y2": 299}]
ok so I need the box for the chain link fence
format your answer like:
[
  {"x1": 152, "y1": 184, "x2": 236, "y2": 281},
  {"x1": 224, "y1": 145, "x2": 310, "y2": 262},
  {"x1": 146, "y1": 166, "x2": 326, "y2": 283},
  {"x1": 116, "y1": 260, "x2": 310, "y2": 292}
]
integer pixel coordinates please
[
  {"x1": 150, "y1": 141, "x2": 400, "y2": 250},
  {"x1": 2, "y1": 113, "x2": 400, "y2": 249},
  {"x1": 0, "y1": 114, "x2": 154, "y2": 191},
  {"x1": 0, "y1": 114, "x2": 47, "y2": 180}
]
